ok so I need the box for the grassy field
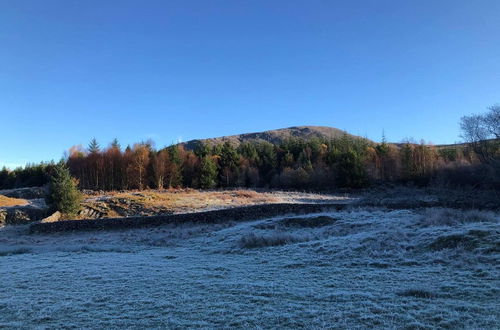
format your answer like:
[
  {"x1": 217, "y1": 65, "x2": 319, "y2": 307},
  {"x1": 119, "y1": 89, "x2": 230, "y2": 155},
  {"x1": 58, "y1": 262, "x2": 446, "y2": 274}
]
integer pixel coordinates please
[{"x1": 0, "y1": 206, "x2": 498, "y2": 328}]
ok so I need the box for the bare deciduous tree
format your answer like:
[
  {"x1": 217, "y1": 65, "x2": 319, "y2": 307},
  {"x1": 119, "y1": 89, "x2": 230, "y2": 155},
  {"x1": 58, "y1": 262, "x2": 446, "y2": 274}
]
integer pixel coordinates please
[
  {"x1": 485, "y1": 105, "x2": 500, "y2": 139},
  {"x1": 460, "y1": 105, "x2": 500, "y2": 163}
]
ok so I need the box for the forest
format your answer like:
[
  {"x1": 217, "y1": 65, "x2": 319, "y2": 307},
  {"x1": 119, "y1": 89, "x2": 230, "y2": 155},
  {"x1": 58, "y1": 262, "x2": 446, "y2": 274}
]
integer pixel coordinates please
[{"x1": 1, "y1": 106, "x2": 499, "y2": 191}]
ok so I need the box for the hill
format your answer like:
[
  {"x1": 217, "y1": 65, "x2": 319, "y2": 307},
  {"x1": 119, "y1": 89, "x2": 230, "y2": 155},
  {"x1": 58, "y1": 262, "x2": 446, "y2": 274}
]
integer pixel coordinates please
[{"x1": 182, "y1": 126, "x2": 366, "y2": 150}]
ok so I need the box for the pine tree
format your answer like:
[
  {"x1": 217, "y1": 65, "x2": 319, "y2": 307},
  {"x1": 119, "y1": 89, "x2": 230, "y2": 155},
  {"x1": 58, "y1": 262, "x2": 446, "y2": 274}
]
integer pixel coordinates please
[
  {"x1": 401, "y1": 142, "x2": 415, "y2": 181},
  {"x1": 376, "y1": 131, "x2": 389, "y2": 155},
  {"x1": 0, "y1": 167, "x2": 10, "y2": 189},
  {"x1": 166, "y1": 146, "x2": 183, "y2": 187},
  {"x1": 335, "y1": 150, "x2": 368, "y2": 188},
  {"x1": 46, "y1": 164, "x2": 82, "y2": 216},
  {"x1": 88, "y1": 138, "x2": 100, "y2": 153},
  {"x1": 193, "y1": 142, "x2": 211, "y2": 158},
  {"x1": 238, "y1": 143, "x2": 259, "y2": 164},
  {"x1": 199, "y1": 156, "x2": 217, "y2": 189},
  {"x1": 219, "y1": 142, "x2": 240, "y2": 186},
  {"x1": 256, "y1": 142, "x2": 277, "y2": 184},
  {"x1": 110, "y1": 138, "x2": 121, "y2": 150}
]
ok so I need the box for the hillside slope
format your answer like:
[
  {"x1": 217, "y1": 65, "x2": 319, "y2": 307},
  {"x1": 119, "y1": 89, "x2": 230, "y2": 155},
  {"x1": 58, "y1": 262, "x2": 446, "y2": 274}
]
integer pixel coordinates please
[{"x1": 182, "y1": 126, "x2": 364, "y2": 149}]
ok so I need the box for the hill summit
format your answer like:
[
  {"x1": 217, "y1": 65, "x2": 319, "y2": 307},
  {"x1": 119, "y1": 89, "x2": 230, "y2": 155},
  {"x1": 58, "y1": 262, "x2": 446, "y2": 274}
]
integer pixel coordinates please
[{"x1": 182, "y1": 126, "x2": 363, "y2": 149}]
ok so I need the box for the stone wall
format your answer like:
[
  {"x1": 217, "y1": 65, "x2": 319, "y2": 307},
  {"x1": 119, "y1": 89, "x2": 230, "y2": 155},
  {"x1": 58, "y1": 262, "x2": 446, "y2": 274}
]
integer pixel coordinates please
[{"x1": 30, "y1": 203, "x2": 347, "y2": 233}]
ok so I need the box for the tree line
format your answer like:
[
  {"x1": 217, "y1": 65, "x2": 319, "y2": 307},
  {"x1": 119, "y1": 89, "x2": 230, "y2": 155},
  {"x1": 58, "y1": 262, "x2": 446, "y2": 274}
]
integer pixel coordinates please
[
  {"x1": 59, "y1": 133, "x2": 495, "y2": 191},
  {"x1": 1, "y1": 106, "x2": 498, "y2": 191}
]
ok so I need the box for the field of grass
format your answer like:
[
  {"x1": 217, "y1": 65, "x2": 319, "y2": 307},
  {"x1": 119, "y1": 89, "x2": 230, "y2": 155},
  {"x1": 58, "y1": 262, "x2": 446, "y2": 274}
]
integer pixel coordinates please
[{"x1": 0, "y1": 206, "x2": 498, "y2": 328}]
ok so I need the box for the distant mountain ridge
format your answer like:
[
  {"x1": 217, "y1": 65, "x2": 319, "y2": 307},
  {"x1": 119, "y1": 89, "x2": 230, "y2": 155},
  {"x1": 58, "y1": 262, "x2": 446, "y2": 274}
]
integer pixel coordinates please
[{"x1": 181, "y1": 126, "x2": 367, "y2": 150}]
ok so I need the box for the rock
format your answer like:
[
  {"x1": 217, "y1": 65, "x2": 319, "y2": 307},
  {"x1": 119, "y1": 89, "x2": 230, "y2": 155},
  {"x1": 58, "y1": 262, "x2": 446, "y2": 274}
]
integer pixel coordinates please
[
  {"x1": 0, "y1": 209, "x2": 7, "y2": 226},
  {"x1": 41, "y1": 211, "x2": 62, "y2": 223},
  {"x1": 0, "y1": 186, "x2": 48, "y2": 199},
  {"x1": 1, "y1": 206, "x2": 48, "y2": 225},
  {"x1": 79, "y1": 206, "x2": 105, "y2": 219},
  {"x1": 8, "y1": 209, "x2": 31, "y2": 223}
]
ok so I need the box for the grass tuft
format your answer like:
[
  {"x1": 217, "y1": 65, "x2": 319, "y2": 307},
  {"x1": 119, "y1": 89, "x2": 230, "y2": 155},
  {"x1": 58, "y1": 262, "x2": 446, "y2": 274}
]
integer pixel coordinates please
[
  {"x1": 0, "y1": 247, "x2": 32, "y2": 256},
  {"x1": 278, "y1": 216, "x2": 338, "y2": 228},
  {"x1": 398, "y1": 289, "x2": 439, "y2": 299},
  {"x1": 419, "y1": 208, "x2": 498, "y2": 227},
  {"x1": 429, "y1": 234, "x2": 478, "y2": 251},
  {"x1": 239, "y1": 232, "x2": 308, "y2": 248}
]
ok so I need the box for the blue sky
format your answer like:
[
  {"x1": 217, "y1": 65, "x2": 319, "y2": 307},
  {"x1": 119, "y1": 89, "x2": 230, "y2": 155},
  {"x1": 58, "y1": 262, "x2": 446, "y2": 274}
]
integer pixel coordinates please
[{"x1": 1, "y1": 0, "x2": 499, "y2": 168}]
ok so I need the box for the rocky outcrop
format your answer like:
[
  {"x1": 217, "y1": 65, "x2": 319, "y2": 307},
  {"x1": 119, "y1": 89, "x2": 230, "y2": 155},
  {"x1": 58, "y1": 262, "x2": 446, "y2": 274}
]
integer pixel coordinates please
[
  {"x1": 80, "y1": 197, "x2": 173, "y2": 218},
  {"x1": 0, "y1": 205, "x2": 47, "y2": 226},
  {"x1": 79, "y1": 206, "x2": 106, "y2": 219},
  {"x1": 0, "y1": 187, "x2": 49, "y2": 226},
  {"x1": 0, "y1": 186, "x2": 48, "y2": 199}
]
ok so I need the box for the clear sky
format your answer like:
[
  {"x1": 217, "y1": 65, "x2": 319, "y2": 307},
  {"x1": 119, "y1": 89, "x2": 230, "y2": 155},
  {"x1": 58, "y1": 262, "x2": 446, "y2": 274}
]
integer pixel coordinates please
[{"x1": 1, "y1": 0, "x2": 499, "y2": 168}]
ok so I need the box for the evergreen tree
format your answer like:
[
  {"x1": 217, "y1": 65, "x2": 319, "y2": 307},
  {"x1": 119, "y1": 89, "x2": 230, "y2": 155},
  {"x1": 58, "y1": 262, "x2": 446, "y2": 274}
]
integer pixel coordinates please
[
  {"x1": 110, "y1": 138, "x2": 121, "y2": 150},
  {"x1": 88, "y1": 138, "x2": 100, "y2": 153},
  {"x1": 256, "y1": 142, "x2": 277, "y2": 184},
  {"x1": 282, "y1": 152, "x2": 294, "y2": 168},
  {"x1": 46, "y1": 164, "x2": 82, "y2": 216},
  {"x1": 238, "y1": 143, "x2": 259, "y2": 164},
  {"x1": 0, "y1": 167, "x2": 10, "y2": 189},
  {"x1": 401, "y1": 142, "x2": 416, "y2": 181},
  {"x1": 376, "y1": 131, "x2": 389, "y2": 155},
  {"x1": 199, "y1": 156, "x2": 218, "y2": 189},
  {"x1": 219, "y1": 142, "x2": 240, "y2": 186},
  {"x1": 193, "y1": 142, "x2": 211, "y2": 158},
  {"x1": 297, "y1": 149, "x2": 313, "y2": 171},
  {"x1": 335, "y1": 150, "x2": 368, "y2": 188},
  {"x1": 166, "y1": 145, "x2": 183, "y2": 187}
]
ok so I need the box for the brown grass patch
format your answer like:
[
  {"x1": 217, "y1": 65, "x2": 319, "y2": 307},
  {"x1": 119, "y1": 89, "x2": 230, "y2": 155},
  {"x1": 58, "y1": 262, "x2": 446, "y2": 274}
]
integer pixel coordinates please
[
  {"x1": 130, "y1": 190, "x2": 279, "y2": 210},
  {"x1": 0, "y1": 195, "x2": 28, "y2": 207},
  {"x1": 232, "y1": 190, "x2": 261, "y2": 198},
  {"x1": 82, "y1": 189, "x2": 284, "y2": 217}
]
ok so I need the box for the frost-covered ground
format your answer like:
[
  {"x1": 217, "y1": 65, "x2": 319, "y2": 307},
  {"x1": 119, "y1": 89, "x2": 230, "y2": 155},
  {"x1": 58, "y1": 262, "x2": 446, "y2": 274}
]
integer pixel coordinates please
[{"x1": 0, "y1": 208, "x2": 498, "y2": 328}]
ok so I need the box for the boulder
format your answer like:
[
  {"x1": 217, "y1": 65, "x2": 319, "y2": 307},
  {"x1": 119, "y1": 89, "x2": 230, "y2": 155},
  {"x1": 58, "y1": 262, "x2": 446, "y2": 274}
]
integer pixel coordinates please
[{"x1": 41, "y1": 211, "x2": 62, "y2": 223}]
